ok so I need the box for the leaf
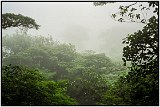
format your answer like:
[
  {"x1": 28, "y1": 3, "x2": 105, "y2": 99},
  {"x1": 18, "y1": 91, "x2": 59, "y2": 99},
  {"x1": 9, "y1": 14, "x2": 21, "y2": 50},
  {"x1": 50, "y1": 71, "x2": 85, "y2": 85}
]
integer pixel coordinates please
[
  {"x1": 118, "y1": 18, "x2": 124, "y2": 22},
  {"x1": 122, "y1": 40, "x2": 125, "y2": 44},
  {"x1": 112, "y1": 14, "x2": 116, "y2": 18},
  {"x1": 141, "y1": 7, "x2": 146, "y2": 10},
  {"x1": 141, "y1": 19, "x2": 146, "y2": 23},
  {"x1": 122, "y1": 58, "x2": 126, "y2": 62},
  {"x1": 128, "y1": 13, "x2": 133, "y2": 17},
  {"x1": 131, "y1": 8, "x2": 137, "y2": 12},
  {"x1": 136, "y1": 14, "x2": 140, "y2": 19},
  {"x1": 119, "y1": 6, "x2": 124, "y2": 10}
]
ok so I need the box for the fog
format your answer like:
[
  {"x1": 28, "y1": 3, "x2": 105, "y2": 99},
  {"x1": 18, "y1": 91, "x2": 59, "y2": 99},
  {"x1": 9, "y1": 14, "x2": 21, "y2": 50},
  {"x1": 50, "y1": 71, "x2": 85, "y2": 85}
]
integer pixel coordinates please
[{"x1": 2, "y1": 2, "x2": 148, "y2": 60}]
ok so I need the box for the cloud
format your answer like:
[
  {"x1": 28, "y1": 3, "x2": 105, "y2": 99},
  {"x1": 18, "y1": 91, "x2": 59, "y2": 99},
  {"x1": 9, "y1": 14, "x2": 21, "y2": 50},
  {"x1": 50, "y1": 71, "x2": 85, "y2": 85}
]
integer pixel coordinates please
[{"x1": 2, "y1": 2, "x2": 146, "y2": 60}]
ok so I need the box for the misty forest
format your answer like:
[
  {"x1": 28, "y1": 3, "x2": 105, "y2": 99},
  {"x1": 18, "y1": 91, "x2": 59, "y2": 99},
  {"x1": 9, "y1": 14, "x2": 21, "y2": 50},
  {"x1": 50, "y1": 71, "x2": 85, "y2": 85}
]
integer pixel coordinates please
[{"x1": 1, "y1": 2, "x2": 159, "y2": 106}]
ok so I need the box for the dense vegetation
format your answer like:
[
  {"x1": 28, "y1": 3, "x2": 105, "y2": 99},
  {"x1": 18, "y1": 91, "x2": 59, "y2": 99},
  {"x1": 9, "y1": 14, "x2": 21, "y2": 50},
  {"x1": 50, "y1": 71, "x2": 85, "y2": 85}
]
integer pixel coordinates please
[
  {"x1": 2, "y1": 33, "x2": 127, "y2": 105},
  {"x1": 2, "y1": 65, "x2": 77, "y2": 105},
  {"x1": 95, "y1": 1, "x2": 159, "y2": 106},
  {"x1": 2, "y1": 1, "x2": 158, "y2": 106}
]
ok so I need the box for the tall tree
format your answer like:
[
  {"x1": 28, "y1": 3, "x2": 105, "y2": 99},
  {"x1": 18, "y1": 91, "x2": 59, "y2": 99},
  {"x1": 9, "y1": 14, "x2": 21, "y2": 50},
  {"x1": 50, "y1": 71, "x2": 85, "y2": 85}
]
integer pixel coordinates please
[
  {"x1": 121, "y1": 2, "x2": 158, "y2": 105},
  {"x1": 94, "y1": 2, "x2": 159, "y2": 105},
  {"x1": 2, "y1": 65, "x2": 77, "y2": 105},
  {"x1": 2, "y1": 13, "x2": 40, "y2": 29}
]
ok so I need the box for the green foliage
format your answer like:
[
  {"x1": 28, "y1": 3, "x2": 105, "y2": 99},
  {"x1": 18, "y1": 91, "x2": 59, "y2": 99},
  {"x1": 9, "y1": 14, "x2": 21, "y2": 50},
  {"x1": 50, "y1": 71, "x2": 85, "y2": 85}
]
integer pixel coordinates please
[
  {"x1": 122, "y1": 16, "x2": 158, "y2": 65},
  {"x1": 2, "y1": 13, "x2": 40, "y2": 29},
  {"x1": 2, "y1": 33, "x2": 77, "y2": 80},
  {"x1": 2, "y1": 65, "x2": 77, "y2": 106},
  {"x1": 2, "y1": 32, "x2": 128, "y2": 105},
  {"x1": 67, "y1": 67, "x2": 108, "y2": 105},
  {"x1": 100, "y1": 62, "x2": 158, "y2": 105},
  {"x1": 94, "y1": 2, "x2": 158, "y2": 105},
  {"x1": 125, "y1": 64, "x2": 158, "y2": 105},
  {"x1": 5, "y1": 9, "x2": 157, "y2": 105},
  {"x1": 97, "y1": 70, "x2": 130, "y2": 105},
  {"x1": 82, "y1": 53, "x2": 111, "y2": 69},
  {"x1": 121, "y1": 2, "x2": 158, "y2": 105},
  {"x1": 64, "y1": 51, "x2": 126, "y2": 105},
  {"x1": 2, "y1": 33, "x2": 32, "y2": 56},
  {"x1": 94, "y1": 2, "x2": 158, "y2": 24},
  {"x1": 121, "y1": 7, "x2": 158, "y2": 105}
]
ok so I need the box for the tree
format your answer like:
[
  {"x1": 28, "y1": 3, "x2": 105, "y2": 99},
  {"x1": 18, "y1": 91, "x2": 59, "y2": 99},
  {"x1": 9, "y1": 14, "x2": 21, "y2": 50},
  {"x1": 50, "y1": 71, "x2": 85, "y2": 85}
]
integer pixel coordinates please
[
  {"x1": 82, "y1": 53, "x2": 111, "y2": 69},
  {"x1": 94, "y1": 1, "x2": 159, "y2": 105},
  {"x1": 94, "y1": 2, "x2": 158, "y2": 24},
  {"x1": 2, "y1": 31, "x2": 128, "y2": 105},
  {"x1": 67, "y1": 67, "x2": 108, "y2": 105},
  {"x1": 2, "y1": 33, "x2": 77, "y2": 80},
  {"x1": 2, "y1": 13, "x2": 40, "y2": 29},
  {"x1": 2, "y1": 65, "x2": 77, "y2": 105},
  {"x1": 2, "y1": 33, "x2": 32, "y2": 56},
  {"x1": 121, "y1": 14, "x2": 158, "y2": 105},
  {"x1": 122, "y1": 16, "x2": 158, "y2": 66}
]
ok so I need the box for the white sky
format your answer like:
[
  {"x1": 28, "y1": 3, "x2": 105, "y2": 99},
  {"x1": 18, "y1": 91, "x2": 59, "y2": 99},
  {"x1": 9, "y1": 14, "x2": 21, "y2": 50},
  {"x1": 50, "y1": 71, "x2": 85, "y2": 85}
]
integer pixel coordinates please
[{"x1": 2, "y1": 2, "x2": 150, "y2": 60}]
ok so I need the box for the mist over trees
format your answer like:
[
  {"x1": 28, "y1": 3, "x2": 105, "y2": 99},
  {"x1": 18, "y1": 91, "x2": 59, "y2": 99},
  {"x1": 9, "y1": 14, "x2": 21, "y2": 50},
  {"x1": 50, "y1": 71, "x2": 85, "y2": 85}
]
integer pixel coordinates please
[{"x1": 1, "y1": 2, "x2": 159, "y2": 106}]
